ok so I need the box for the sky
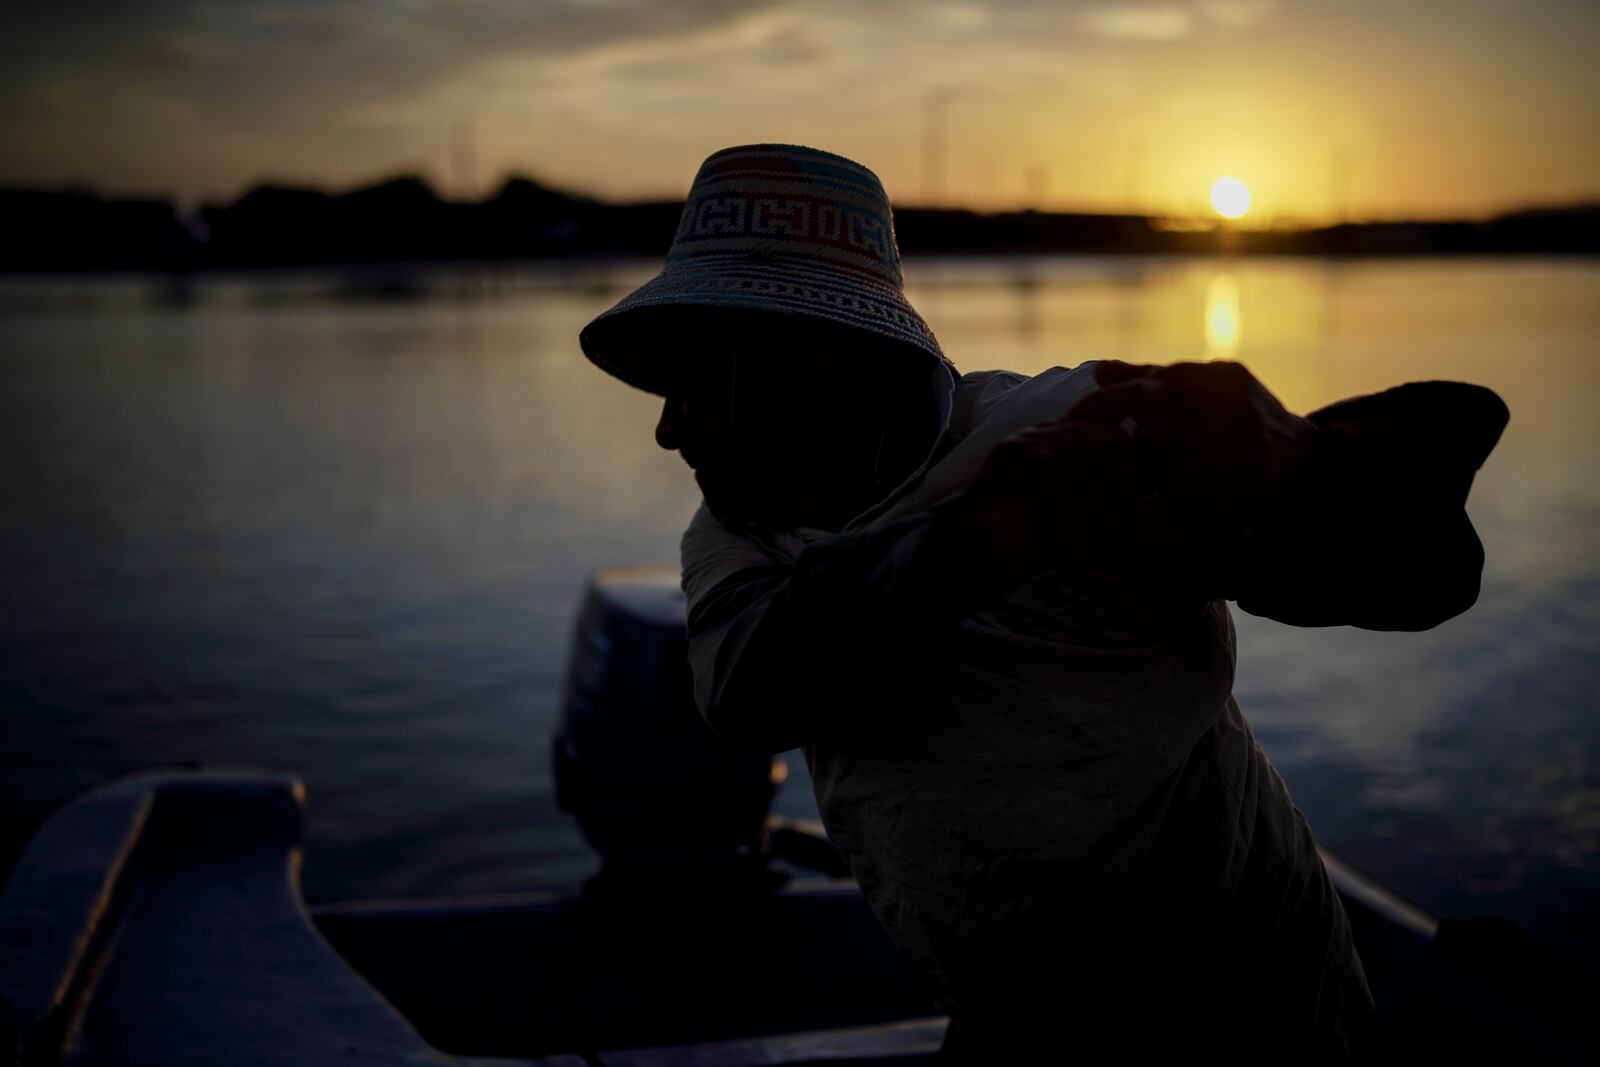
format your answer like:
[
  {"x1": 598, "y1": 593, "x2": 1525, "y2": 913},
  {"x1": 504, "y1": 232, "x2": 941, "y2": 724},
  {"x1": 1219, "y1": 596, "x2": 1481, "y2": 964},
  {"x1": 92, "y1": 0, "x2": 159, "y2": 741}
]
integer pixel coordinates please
[{"x1": 2, "y1": 0, "x2": 1597, "y2": 223}]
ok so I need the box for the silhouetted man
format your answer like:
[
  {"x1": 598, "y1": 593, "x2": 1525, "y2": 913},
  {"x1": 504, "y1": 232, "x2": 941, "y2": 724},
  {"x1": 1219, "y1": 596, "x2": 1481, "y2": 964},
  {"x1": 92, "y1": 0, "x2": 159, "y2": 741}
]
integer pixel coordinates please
[{"x1": 580, "y1": 144, "x2": 1506, "y2": 1061}]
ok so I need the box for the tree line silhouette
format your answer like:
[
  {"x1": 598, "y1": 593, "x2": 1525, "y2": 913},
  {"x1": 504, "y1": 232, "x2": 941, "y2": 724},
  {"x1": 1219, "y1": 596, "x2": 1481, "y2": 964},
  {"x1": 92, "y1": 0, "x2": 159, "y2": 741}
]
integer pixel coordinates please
[{"x1": 2, "y1": 174, "x2": 1596, "y2": 271}]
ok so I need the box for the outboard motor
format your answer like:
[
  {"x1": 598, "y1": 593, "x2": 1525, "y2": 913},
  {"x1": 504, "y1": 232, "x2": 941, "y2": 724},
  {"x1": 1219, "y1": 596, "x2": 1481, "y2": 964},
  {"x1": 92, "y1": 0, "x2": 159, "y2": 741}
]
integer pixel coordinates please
[{"x1": 553, "y1": 566, "x2": 786, "y2": 895}]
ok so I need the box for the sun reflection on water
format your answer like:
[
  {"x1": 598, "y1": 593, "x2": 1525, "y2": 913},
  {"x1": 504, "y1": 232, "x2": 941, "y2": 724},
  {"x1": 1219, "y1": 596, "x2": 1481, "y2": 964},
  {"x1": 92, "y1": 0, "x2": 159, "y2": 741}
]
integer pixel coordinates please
[{"x1": 1204, "y1": 273, "x2": 1241, "y2": 358}]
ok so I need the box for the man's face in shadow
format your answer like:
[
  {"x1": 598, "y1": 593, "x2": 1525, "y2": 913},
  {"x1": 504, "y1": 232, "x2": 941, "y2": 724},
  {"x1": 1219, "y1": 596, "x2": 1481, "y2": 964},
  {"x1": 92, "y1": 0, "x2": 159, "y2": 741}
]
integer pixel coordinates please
[{"x1": 651, "y1": 312, "x2": 922, "y2": 532}]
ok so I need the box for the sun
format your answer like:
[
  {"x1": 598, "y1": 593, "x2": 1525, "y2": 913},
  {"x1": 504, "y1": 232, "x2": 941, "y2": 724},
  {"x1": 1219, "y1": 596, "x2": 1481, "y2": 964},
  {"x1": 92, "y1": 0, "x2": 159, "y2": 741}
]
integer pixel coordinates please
[{"x1": 1210, "y1": 176, "x2": 1251, "y2": 220}]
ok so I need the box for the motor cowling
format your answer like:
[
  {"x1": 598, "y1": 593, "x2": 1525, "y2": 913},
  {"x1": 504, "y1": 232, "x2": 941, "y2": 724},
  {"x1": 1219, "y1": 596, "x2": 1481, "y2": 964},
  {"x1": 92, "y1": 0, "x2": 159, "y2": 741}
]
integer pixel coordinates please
[{"x1": 553, "y1": 566, "x2": 784, "y2": 882}]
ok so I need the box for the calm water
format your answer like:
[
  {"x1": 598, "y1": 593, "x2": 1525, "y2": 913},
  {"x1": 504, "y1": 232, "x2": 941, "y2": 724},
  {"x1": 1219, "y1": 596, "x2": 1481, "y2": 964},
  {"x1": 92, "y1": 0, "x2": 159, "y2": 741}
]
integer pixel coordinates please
[{"x1": 2, "y1": 257, "x2": 1597, "y2": 965}]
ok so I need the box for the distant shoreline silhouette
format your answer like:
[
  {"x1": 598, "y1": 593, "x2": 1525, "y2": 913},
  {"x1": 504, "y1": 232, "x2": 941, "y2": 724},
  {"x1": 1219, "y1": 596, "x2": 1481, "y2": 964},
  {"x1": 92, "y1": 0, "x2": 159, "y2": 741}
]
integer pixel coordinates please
[{"x1": 2, "y1": 175, "x2": 1596, "y2": 272}]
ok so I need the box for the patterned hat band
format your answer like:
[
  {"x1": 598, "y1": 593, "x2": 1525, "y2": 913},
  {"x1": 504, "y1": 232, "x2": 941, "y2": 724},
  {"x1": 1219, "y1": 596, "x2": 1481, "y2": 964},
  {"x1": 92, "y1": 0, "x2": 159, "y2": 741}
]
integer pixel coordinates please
[{"x1": 581, "y1": 144, "x2": 950, "y2": 396}]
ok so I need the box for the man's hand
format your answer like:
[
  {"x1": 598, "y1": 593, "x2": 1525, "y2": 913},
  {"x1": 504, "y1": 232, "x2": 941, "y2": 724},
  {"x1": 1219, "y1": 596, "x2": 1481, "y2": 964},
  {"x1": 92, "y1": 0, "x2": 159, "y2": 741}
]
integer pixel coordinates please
[
  {"x1": 1071, "y1": 360, "x2": 1317, "y2": 530},
  {"x1": 956, "y1": 360, "x2": 1318, "y2": 600}
]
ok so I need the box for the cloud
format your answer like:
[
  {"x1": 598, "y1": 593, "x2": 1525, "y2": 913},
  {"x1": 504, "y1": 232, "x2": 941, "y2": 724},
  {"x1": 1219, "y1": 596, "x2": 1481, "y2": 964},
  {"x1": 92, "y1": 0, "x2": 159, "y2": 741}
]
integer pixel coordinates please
[
  {"x1": 929, "y1": 2, "x2": 996, "y2": 31},
  {"x1": 0, "y1": 0, "x2": 791, "y2": 194},
  {"x1": 0, "y1": 0, "x2": 1174, "y2": 199},
  {"x1": 0, "y1": 1, "x2": 785, "y2": 130},
  {"x1": 1196, "y1": 0, "x2": 1278, "y2": 29},
  {"x1": 10, "y1": 0, "x2": 1591, "y2": 223},
  {"x1": 1080, "y1": 3, "x2": 1196, "y2": 41}
]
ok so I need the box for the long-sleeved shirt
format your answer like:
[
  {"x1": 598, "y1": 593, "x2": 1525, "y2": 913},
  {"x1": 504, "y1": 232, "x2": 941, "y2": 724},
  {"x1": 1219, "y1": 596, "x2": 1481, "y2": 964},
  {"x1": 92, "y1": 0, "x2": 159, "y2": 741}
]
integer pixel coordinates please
[{"x1": 678, "y1": 362, "x2": 1413, "y2": 1058}]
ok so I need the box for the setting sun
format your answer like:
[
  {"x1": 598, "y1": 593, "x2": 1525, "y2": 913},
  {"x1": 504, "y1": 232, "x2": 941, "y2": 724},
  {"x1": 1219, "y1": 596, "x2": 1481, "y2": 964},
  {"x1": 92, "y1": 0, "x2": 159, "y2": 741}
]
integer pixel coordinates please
[{"x1": 1210, "y1": 177, "x2": 1252, "y2": 220}]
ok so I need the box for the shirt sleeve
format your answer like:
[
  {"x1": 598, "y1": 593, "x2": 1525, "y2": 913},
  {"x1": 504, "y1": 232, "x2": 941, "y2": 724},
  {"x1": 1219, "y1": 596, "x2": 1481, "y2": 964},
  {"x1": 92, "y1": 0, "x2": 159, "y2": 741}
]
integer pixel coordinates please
[{"x1": 679, "y1": 499, "x2": 1013, "y2": 755}]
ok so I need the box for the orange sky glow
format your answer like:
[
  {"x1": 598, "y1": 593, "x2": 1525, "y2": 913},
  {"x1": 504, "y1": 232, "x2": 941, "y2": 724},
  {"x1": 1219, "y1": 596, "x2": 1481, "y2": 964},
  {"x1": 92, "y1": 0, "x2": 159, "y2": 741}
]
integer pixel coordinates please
[{"x1": 2, "y1": 1, "x2": 1596, "y2": 224}]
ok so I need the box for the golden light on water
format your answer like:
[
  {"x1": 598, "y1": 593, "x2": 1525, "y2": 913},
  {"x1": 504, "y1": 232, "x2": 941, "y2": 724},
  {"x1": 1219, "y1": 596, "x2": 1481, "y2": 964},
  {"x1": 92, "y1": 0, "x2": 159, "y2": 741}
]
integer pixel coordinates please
[
  {"x1": 1210, "y1": 177, "x2": 1252, "y2": 220},
  {"x1": 1205, "y1": 274, "x2": 1241, "y2": 357}
]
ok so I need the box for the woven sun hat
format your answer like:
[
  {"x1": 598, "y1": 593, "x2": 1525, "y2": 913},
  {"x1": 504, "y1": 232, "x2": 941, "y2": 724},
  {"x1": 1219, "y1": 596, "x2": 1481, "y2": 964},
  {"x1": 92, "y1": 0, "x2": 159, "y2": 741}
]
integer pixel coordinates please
[{"x1": 580, "y1": 143, "x2": 951, "y2": 397}]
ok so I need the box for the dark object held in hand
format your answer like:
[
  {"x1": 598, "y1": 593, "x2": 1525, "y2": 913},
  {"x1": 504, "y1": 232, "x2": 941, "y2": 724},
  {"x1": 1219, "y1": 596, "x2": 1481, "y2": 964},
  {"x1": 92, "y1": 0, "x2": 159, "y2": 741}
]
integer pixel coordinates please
[{"x1": 1235, "y1": 378, "x2": 1510, "y2": 630}]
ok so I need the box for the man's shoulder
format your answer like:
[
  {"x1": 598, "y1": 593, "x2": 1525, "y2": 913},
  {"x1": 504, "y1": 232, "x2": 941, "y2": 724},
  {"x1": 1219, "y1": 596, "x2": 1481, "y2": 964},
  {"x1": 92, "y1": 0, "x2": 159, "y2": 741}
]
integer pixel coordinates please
[
  {"x1": 953, "y1": 363, "x2": 1098, "y2": 391},
  {"x1": 956, "y1": 367, "x2": 1032, "y2": 387},
  {"x1": 949, "y1": 363, "x2": 1099, "y2": 438}
]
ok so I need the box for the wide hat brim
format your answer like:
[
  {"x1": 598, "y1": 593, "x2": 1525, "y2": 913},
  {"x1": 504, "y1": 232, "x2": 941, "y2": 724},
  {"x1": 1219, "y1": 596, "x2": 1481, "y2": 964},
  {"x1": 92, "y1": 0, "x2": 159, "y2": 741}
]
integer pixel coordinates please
[{"x1": 580, "y1": 250, "x2": 949, "y2": 397}]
